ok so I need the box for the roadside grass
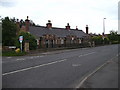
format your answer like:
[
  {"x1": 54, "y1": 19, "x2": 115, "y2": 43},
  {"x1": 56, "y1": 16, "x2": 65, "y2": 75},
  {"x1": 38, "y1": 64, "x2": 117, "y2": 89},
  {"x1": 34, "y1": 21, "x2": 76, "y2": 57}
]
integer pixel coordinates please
[{"x1": 2, "y1": 51, "x2": 27, "y2": 56}]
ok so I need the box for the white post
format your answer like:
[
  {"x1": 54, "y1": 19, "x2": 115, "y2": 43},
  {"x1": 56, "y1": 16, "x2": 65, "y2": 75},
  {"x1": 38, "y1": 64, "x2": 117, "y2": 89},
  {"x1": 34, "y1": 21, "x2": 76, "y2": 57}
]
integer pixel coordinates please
[{"x1": 20, "y1": 42, "x2": 22, "y2": 53}]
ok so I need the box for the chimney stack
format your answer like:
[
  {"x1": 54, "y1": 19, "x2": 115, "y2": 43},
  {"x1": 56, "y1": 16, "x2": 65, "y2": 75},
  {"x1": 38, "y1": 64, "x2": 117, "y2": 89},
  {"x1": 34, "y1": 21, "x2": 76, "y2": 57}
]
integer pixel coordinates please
[
  {"x1": 86, "y1": 25, "x2": 89, "y2": 34},
  {"x1": 66, "y1": 23, "x2": 70, "y2": 30},
  {"x1": 16, "y1": 19, "x2": 20, "y2": 29},
  {"x1": 25, "y1": 16, "x2": 30, "y2": 32},
  {"x1": 46, "y1": 20, "x2": 52, "y2": 29},
  {"x1": 76, "y1": 26, "x2": 78, "y2": 30}
]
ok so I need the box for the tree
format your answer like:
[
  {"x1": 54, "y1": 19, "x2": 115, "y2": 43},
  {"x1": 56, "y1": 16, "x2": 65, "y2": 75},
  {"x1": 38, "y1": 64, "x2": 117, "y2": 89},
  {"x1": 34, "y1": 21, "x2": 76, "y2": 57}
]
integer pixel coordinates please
[
  {"x1": 2, "y1": 17, "x2": 17, "y2": 46},
  {"x1": 108, "y1": 31, "x2": 119, "y2": 44},
  {"x1": 16, "y1": 31, "x2": 37, "y2": 50},
  {"x1": 92, "y1": 36, "x2": 103, "y2": 45}
]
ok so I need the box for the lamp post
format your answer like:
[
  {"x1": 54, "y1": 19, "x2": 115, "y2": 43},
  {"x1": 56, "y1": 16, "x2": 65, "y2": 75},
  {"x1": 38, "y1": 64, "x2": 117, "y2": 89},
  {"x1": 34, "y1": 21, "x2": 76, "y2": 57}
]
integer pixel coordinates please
[
  {"x1": 103, "y1": 18, "x2": 106, "y2": 35},
  {"x1": 102, "y1": 18, "x2": 106, "y2": 45}
]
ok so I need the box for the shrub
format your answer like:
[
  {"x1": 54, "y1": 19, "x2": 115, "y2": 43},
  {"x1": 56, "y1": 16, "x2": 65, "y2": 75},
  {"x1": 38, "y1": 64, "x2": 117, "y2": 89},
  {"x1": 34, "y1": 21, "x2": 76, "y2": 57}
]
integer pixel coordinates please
[{"x1": 15, "y1": 31, "x2": 37, "y2": 50}]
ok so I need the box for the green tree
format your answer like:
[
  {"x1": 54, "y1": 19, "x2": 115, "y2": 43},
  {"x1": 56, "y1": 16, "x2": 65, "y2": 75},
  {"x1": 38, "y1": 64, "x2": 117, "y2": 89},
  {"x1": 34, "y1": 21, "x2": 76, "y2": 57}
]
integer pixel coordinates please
[
  {"x1": 108, "y1": 31, "x2": 119, "y2": 44},
  {"x1": 2, "y1": 17, "x2": 17, "y2": 46},
  {"x1": 16, "y1": 31, "x2": 37, "y2": 50}
]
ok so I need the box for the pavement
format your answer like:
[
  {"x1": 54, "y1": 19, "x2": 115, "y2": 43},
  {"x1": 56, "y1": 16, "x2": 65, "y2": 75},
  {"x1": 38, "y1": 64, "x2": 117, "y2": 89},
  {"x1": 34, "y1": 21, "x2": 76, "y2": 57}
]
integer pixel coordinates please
[
  {"x1": 79, "y1": 54, "x2": 119, "y2": 88},
  {"x1": 2, "y1": 44, "x2": 119, "y2": 88}
]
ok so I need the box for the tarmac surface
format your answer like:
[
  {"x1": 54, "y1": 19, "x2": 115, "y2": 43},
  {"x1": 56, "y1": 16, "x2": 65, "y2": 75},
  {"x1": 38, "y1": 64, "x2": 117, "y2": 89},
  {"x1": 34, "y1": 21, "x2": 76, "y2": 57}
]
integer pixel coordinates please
[
  {"x1": 2, "y1": 45, "x2": 119, "y2": 88},
  {"x1": 80, "y1": 55, "x2": 118, "y2": 88}
]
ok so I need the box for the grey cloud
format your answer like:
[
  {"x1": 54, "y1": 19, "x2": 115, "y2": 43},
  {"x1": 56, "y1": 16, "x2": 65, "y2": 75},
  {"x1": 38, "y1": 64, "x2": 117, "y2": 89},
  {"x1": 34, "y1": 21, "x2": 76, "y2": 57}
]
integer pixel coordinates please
[{"x1": 0, "y1": 0, "x2": 16, "y2": 7}]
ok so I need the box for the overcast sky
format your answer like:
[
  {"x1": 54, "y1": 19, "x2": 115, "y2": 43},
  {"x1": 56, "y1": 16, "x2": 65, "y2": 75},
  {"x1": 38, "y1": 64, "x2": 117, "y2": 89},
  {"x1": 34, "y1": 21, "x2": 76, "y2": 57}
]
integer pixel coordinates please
[{"x1": 0, "y1": 0, "x2": 119, "y2": 34}]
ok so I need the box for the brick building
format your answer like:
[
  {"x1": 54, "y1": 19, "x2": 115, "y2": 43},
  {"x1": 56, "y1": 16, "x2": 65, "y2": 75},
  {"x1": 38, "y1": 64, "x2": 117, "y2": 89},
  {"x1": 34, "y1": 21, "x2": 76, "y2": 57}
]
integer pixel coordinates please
[{"x1": 17, "y1": 16, "x2": 90, "y2": 48}]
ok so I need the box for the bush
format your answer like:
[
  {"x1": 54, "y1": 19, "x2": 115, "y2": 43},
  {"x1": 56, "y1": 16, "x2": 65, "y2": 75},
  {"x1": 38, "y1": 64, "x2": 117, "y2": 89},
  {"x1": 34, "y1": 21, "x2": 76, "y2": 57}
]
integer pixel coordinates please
[
  {"x1": 104, "y1": 37, "x2": 110, "y2": 44},
  {"x1": 15, "y1": 32, "x2": 37, "y2": 50},
  {"x1": 92, "y1": 36, "x2": 103, "y2": 46},
  {"x1": 111, "y1": 41, "x2": 119, "y2": 44},
  {"x1": 108, "y1": 31, "x2": 120, "y2": 44}
]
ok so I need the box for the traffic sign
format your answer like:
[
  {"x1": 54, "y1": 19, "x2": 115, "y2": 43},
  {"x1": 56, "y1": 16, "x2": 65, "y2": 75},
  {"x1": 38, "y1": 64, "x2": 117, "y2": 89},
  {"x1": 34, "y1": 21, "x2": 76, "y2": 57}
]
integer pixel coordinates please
[
  {"x1": 19, "y1": 36, "x2": 23, "y2": 52},
  {"x1": 19, "y1": 36, "x2": 23, "y2": 43}
]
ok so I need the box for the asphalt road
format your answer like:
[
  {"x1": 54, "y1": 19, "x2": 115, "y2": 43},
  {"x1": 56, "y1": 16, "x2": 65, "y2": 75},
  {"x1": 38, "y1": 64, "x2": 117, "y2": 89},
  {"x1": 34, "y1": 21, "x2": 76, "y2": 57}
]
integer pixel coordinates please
[
  {"x1": 2, "y1": 45, "x2": 118, "y2": 88},
  {"x1": 81, "y1": 55, "x2": 118, "y2": 88}
]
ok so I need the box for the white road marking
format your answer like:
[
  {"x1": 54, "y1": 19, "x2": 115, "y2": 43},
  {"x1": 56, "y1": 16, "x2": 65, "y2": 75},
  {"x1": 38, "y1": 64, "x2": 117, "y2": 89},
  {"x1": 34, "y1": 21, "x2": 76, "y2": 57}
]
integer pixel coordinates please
[
  {"x1": 27, "y1": 56, "x2": 44, "y2": 59},
  {"x1": 42, "y1": 53, "x2": 48, "y2": 55},
  {"x1": 2, "y1": 59, "x2": 67, "y2": 76},
  {"x1": 3, "y1": 56, "x2": 44, "y2": 63},
  {"x1": 36, "y1": 56, "x2": 40, "y2": 57},
  {"x1": 79, "y1": 52, "x2": 96, "y2": 57},
  {"x1": 3, "y1": 52, "x2": 96, "y2": 75},
  {"x1": 39, "y1": 56, "x2": 44, "y2": 57},
  {"x1": 72, "y1": 64, "x2": 81, "y2": 67},
  {"x1": 16, "y1": 58, "x2": 25, "y2": 61},
  {"x1": 7, "y1": 57, "x2": 12, "y2": 59},
  {"x1": 79, "y1": 55, "x2": 83, "y2": 57},
  {"x1": 76, "y1": 54, "x2": 118, "y2": 88}
]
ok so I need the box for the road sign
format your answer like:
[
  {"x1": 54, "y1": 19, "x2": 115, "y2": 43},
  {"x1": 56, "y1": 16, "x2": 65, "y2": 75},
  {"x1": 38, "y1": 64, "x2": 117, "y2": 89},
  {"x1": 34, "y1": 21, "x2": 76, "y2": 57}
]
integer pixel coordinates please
[
  {"x1": 19, "y1": 36, "x2": 23, "y2": 52},
  {"x1": 19, "y1": 36, "x2": 23, "y2": 43}
]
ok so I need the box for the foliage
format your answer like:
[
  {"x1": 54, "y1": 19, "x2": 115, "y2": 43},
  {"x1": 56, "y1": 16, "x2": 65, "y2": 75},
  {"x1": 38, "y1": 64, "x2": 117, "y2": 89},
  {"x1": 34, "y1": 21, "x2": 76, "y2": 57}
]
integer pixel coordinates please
[
  {"x1": 92, "y1": 36, "x2": 103, "y2": 45},
  {"x1": 2, "y1": 17, "x2": 17, "y2": 46},
  {"x1": 92, "y1": 30, "x2": 120, "y2": 45},
  {"x1": 108, "y1": 31, "x2": 120, "y2": 44},
  {"x1": 104, "y1": 37, "x2": 109, "y2": 44},
  {"x1": 16, "y1": 31, "x2": 37, "y2": 50}
]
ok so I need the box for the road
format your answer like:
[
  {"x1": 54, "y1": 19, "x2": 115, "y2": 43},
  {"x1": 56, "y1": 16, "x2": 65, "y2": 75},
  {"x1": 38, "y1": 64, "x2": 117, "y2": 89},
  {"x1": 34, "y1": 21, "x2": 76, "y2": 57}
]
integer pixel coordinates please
[{"x1": 2, "y1": 45, "x2": 118, "y2": 88}]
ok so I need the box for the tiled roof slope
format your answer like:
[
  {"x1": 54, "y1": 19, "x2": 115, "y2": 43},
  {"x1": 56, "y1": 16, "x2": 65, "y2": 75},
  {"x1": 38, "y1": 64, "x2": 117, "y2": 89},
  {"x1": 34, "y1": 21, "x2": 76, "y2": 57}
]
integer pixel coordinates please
[{"x1": 29, "y1": 26, "x2": 88, "y2": 38}]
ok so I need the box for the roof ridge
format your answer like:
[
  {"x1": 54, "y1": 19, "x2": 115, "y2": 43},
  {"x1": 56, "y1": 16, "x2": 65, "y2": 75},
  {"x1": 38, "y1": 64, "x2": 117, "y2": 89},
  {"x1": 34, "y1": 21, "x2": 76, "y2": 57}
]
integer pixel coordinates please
[{"x1": 29, "y1": 26, "x2": 83, "y2": 32}]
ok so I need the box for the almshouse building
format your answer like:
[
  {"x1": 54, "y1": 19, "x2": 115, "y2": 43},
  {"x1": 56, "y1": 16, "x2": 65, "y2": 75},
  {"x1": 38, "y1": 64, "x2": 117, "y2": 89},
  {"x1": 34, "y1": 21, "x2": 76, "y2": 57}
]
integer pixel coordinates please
[{"x1": 17, "y1": 16, "x2": 90, "y2": 48}]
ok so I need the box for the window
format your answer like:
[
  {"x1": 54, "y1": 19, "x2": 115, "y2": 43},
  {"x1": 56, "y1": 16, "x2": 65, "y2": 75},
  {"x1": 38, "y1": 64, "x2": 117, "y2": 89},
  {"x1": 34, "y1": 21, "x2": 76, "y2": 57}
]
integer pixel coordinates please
[
  {"x1": 79, "y1": 39, "x2": 81, "y2": 44},
  {"x1": 61, "y1": 39, "x2": 64, "y2": 44}
]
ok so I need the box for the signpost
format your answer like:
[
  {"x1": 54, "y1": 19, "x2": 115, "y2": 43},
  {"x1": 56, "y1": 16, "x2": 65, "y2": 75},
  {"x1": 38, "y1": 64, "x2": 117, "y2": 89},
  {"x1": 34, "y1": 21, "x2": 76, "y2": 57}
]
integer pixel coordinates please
[{"x1": 19, "y1": 36, "x2": 23, "y2": 52}]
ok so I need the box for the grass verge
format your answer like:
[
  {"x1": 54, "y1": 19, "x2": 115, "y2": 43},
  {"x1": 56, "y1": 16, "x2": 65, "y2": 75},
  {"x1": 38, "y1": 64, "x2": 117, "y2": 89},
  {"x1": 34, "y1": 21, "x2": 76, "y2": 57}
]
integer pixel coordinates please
[{"x1": 2, "y1": 51, "x2": 27, "y2": 56}]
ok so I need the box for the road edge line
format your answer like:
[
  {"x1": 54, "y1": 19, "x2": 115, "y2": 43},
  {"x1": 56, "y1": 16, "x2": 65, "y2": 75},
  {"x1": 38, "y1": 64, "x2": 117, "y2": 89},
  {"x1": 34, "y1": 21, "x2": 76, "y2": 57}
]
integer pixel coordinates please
[{"x1": 75, "y1": 54, "x2": 118, "y2": 88}]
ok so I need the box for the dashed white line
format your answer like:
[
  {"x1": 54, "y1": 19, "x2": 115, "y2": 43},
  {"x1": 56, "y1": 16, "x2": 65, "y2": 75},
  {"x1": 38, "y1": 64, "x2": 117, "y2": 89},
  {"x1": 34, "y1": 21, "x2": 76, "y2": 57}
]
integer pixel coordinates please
[
  {"x1": 16, "y1": 58, "x2": 25, "y2": 61},
  {"x1": 39, "y1": 56, "x2": 44, "y2": 57},
  {"x1": 2, "y1": 59, "x2": 67, "y2": 76},
  {"x1": 79, "y1": 52, "x2": 96, "y2": 57},
  {"x1": 3, "y1": 56, "x2": 45, "y2": 63},
  {"x1": 7, "y1": 57, "x2": 12, "y2": 59},
  {"x1": 72, "y1": 64, "x2": 81, "y2": 67},
  {"x1": 3, "y1": 52, "x2": 96, "y2": 75}
]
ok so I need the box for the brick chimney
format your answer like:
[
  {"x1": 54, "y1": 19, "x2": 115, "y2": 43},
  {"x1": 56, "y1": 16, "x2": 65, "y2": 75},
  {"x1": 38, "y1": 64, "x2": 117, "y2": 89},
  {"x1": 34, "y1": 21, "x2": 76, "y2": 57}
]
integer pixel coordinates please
[
  {"x1": 16, "y1": 19, "x2": 20, "y2": 29},
  {"x1": 46, "y1": 20, "x2": 52, "y2": 29},
  {"x1": 66, "y1": 23, "x2": 70, "y2": 30},
  {"x1": 25, "y1": 16, "x2": 30, "y2": 32},
  {"x1": 86, "y1": 25, "x2": 89, "y2": 34},
  {"x1": 76, "y1": 26, "x2": 78, "y2": 30},
  {"x1": 16, "y1": 19, "x2": 20, "y2": 35}
]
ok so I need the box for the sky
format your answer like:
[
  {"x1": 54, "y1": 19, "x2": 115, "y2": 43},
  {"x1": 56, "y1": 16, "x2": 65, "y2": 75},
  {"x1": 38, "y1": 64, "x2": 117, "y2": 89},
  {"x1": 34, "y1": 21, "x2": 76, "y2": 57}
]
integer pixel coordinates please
[{"x1": 0, "y1": 0, "x2": 119, "y2": 34}]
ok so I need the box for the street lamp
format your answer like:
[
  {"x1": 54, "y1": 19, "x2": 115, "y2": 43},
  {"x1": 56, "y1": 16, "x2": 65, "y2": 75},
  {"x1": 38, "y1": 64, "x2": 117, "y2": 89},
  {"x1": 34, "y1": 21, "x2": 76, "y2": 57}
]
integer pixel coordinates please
[{"x1": 103, "y1": 18, "x2": 106, "y2": 35}]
